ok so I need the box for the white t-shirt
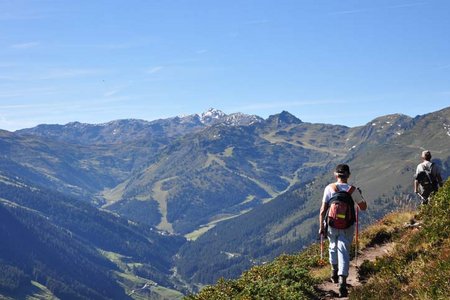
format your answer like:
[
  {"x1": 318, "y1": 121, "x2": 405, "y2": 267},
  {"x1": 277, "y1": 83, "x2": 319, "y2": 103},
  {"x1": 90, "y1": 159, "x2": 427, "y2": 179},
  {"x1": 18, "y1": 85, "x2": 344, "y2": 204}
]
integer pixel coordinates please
[
  {"x1": 322, "y1": 182, "x2": 364, "y2": 204},
  {"x1": 415, "y1": 161, "x2": 441, "y2": 179}
]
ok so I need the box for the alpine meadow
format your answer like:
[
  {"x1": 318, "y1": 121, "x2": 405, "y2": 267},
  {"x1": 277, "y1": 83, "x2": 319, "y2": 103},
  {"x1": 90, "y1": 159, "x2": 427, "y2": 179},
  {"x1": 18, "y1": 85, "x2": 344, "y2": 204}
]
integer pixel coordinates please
[{"x1": 0, "y1": 107, "x2": 449, "y2": 299}]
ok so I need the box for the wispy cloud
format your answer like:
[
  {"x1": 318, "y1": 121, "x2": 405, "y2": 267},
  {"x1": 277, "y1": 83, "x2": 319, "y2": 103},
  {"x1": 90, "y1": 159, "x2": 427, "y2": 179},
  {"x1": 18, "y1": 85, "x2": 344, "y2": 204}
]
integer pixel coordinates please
[
  {"x1": 0, "y1": 12, "x2": 44, "y2": 21},
  {"x1": 0, "y1": 97, "x2": 130, "y2": 112},
  {"x1": 146, "y1": 66, "x2": 164, "y2": 74},
  {"x1": 38, "y1": 68, "x2": 107, "y2": 80},
  {"x1": 11, "y1": 42, "x2": 40, "y2": 49},
  {"x1": 0, "y1": 87, "x2": 57, "y2": 99},
  {"x1": 103, "y1": 89, "x2": 121, "y2": 98},
  {"x1": 0, "y1": 67, "x2": 109, "y2": 81},
  {"x1": 102, "y1": 85, "x2": 130, "y2": 98},
  {"x1": 0, "y1": 103, "x2": 50, "y2": 109},
  {"x1": 57, "y1": 42, "x2": 136, "y2": 50},
  {"x1": 327, "y1": 9, "x2": 368, "y2": 16},
  {"x1": 0, "y1": 3, "x2": 62, "y2": 21}
]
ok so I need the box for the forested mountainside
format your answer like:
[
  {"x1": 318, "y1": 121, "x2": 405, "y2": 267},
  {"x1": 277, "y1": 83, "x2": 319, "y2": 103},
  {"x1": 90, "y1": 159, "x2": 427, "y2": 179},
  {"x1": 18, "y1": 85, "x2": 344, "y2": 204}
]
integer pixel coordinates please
[
  {"x1": 0, "y1": 174, "x2": 185, "y2": 299},
  {"x1": 1, "y1": 107, "x2": 449, "y2": 297}
]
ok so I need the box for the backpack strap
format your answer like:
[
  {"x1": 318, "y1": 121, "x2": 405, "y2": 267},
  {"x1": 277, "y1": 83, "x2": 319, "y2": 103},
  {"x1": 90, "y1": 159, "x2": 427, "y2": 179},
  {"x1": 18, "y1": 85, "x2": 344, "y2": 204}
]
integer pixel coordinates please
[
  {"x1": 428, "y1": 163, "x2": 439, "y2": 187},
  {"x1": 331, "y1": 184, "x2": 355, "y2": 194},
  {"x1": 347, "y1": 186, "x2": 356, "y2": 194},
  {"x1": 423, "y1": 162, "x2": 436, "y2": 185},
  {"x1": 332, "y1": 183, "x2": 339, "y2": 193}
]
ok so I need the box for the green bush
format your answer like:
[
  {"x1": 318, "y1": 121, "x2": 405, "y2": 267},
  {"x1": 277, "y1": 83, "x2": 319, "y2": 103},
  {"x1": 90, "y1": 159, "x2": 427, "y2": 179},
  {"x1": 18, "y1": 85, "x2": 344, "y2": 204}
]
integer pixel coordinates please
[{"x1": 185, "y1": 252, "x2": 320, "y2": 299}]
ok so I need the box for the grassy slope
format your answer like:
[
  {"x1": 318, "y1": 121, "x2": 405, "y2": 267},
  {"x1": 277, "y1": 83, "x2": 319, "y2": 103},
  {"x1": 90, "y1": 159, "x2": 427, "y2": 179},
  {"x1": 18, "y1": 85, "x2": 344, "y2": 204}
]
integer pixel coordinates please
[
  {"x1": 351, "y1": 181, "x2": 450, "y2": 299},
  {"x1": 185, "y1": 180, "x2": 450, "y2": 299}
]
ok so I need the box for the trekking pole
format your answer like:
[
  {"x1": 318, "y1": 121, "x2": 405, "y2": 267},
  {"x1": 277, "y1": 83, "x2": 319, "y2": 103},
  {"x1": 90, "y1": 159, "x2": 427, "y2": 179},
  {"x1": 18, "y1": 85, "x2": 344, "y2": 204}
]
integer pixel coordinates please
[
  {"x1": 320, "y1": 233, "x2": 324, "y2": 261},
  {"x1": 355, "y1": 206, "x2": 359, "y2": 265},
  {"x1": 417, "y1": 192, "x2": 428, "y2": 205},
  {"x1": 318, "y1": 232, "x2": 327, "y2": 266}
]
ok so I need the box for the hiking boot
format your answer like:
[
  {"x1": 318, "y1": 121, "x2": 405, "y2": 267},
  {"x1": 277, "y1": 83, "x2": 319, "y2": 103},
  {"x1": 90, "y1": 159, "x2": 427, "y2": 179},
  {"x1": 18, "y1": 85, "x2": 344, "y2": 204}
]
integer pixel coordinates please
[
  {"x1": 338, "y1": 276, "x2": 348, "y2": 297},
  {"x1": 330, "y1": 264, "x2": 338, "y2": 283}
]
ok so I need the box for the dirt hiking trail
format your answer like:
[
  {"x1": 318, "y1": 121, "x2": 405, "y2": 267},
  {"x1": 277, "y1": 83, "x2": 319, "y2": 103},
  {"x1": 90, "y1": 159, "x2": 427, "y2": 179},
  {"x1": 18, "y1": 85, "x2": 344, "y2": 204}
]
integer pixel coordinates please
[{"x1": 316, "y1": 242, "x2": 395, "y2": 299}]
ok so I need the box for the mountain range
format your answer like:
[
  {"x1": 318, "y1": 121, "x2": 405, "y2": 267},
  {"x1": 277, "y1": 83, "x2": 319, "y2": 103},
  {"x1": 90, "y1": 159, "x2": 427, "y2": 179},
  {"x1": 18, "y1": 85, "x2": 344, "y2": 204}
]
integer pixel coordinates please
[{"x1": 1, "y1": 107, "x2": 449, "y2": 298}]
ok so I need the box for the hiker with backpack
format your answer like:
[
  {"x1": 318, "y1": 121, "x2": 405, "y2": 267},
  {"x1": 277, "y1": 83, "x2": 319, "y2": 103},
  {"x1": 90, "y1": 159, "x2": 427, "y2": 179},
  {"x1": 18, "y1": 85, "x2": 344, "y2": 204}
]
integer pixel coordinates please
[
  {"x1": 319, "y1": 164, "x2": 367, "y2": 297},
  {"x1": 414, "y1": 150, "x2": 443, "y2": 204}
]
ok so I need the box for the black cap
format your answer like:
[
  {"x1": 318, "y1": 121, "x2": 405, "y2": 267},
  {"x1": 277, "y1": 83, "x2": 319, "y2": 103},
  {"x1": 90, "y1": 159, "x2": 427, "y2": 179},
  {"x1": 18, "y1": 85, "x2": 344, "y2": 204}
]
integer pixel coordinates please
[{"x1": 335, "y1": 164, "x2": 350, "y2": 177}]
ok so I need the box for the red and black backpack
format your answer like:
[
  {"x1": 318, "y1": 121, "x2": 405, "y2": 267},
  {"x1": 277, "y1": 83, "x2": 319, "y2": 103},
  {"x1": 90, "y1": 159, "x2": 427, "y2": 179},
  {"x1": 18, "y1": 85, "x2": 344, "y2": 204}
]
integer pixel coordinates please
[{"x1": 325, "y1": 184, "x2": 356, "y2": 229}]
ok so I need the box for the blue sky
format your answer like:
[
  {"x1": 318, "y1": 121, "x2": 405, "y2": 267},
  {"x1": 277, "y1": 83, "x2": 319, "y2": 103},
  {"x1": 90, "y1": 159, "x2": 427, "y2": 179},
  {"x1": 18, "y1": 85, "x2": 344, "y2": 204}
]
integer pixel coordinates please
[{"x1": 1, "y1": 0, "x2": 449, "y2": 131}]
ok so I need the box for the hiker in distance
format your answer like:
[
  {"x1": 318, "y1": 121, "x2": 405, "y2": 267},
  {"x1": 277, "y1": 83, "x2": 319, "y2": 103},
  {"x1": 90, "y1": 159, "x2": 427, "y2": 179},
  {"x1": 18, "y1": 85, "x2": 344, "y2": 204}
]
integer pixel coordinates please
[
  {"x1": 414, "y1": 150, "x2": 443, "y2": 204},
  {"x1": 319, "y1": 164, "x2": 367, "y2": 298}
]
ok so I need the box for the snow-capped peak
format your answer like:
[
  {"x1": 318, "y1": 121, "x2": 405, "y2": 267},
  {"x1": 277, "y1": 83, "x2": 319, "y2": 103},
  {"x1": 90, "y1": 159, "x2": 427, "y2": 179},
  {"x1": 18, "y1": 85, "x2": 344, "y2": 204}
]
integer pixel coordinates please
[
  {"x1": 200, "y1": 108, "x2": 227, "y2": 124},
  {"x1": 222, "y1": 113, "x2": 263, "y2": 126},
  {"x1": 177, "y1": 108, "x2": 262, "y2": 127}
]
